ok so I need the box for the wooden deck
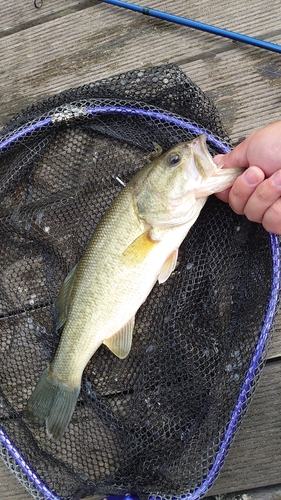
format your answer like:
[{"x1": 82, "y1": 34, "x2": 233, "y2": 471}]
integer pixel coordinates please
[{"x1": 1, "y1": 1, "x2": 281, "y2": 499}]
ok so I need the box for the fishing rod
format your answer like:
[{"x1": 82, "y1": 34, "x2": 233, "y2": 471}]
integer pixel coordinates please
[{"x1": 99, "y1": 0, "x2": 281, "y2": 54}]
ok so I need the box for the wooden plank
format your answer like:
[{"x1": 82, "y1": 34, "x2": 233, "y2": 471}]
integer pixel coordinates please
[
  {"x1": 0, "y1": 0, "x2": 97, "y2": 36},
  {"x1": 208, "y1": 361, "x2": 281, "y2": 496},
  {"x1": 208, "y1": 484, "x2": 281, "y2": 500},
  {"x1": 0, "y1": 460, "x2": 42, "y2": 500},
  {"x1": 0, "y1": 2, "x2": 231, "y2": 127},
  {"x1": 1, "y1": 0, "x2": 281, "y2": 127},
  {"x1": 2, "y1": 0, "x2": 280, "y2": 42},
  {"x1": 180, "y1": 43, "x2": 281, "y2": 144},
  {"x1": 268, "y1": 315, "x2": 281, "y2": 359}
]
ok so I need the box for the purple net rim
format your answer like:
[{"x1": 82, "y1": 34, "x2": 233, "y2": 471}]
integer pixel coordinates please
[
  {"x1": 0, "y1": 105, "x2": 280, "y2": 500},
  {"x1": 0, "y1": 104, "x2": 230, "y2": 153},
  {"x1": 0, "y1": 428, "x2": 60, "y2": 500}
]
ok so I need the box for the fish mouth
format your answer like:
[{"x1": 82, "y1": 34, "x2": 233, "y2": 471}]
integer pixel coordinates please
[
  {"x1": 189, "y1": 134, "x2": 217, "y2": 180},
  {"x1": 192, "y1": 134, "x2": 213, "y2": 160}
]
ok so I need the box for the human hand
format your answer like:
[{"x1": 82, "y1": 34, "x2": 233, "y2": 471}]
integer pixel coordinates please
[{"x1": 213, "y1": 121, "x2": 281, "y2": 234}]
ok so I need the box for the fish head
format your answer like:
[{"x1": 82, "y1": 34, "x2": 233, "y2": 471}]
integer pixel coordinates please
[
  {"x1": 184, "y1": 134, "x2": 244, "y2": 197},
  {"x1": 133, "y1": 134, "x2": 243, "y2": 228}
]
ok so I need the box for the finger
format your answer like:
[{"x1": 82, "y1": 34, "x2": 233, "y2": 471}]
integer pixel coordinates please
[
  {"x1": 243, "y1": 170, "x2": 281, "y2": 223},
  {"x1": 228, "y1": 166, "x2": 265, "y2": 215},
  {"x1": 213, "y1": 154, "x2": 226, "y2": 166},
  {"x1": 262, "y1": 198, "x2": 281, "y2": 234},
  {"x1": 213, "y1": 139, "x2": 251, "y2": 169},
  {"x1": 215, "y1": 186, "x2": 231, "y2": 203}
]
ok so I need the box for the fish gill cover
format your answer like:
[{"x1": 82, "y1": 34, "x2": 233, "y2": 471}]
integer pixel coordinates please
[{"x1": 0, "y1": 65, "x2": 279, "y2": 500}]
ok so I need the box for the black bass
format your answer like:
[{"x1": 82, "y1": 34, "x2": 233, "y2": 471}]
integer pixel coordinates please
[{"x1": 24, "y1": 135, "x2": 242, "y2": 440}]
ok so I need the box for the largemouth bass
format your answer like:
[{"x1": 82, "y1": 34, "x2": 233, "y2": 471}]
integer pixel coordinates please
[{"x1": 24, "y1": 135, "x2": 242, "y2": 440}]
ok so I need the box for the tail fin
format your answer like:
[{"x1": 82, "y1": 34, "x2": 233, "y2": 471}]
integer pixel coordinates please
[{"x1": 24, "y1": 367, "x2": 80, "y2": 440}]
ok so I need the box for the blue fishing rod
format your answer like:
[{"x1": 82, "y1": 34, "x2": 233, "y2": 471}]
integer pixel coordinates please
[{"x1": 99, "y1": 0, "x2": 281, "y2": 54}]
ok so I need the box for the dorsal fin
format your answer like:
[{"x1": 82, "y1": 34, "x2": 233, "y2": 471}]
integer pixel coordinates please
[{"x1": 56, "y1": 264, "x2": 77, "y2": 329}]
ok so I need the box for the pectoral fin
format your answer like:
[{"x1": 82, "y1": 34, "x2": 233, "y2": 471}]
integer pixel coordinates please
[
  {"x1": 158, "y1": 249, "x2": 178, "y2": 284},
  {"x1": 122, "y1": 231, "x2": 158, "y2": 265},
  {"x1": 103, "y1": 316, "x2": 135, "y2": 359},
  {"x1": 56, "y1": 264, "x2": 77, "y2": 329}
]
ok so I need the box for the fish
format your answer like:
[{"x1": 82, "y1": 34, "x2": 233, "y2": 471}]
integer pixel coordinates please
[{"x1": 24, "y1": 134, "x2": 243, "y2": 440}]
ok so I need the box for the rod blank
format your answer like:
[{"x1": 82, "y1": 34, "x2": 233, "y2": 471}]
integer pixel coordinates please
[{"x1": 100, "y1": 0, "x2": 281, "y2": 54}]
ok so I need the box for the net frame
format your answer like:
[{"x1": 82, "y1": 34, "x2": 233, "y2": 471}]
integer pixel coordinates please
[{"x1": 0, "y1": 70, "x2": 280, "y2": 500}]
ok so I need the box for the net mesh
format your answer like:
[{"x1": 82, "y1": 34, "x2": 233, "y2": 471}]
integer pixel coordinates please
[{"x1": 0, "y1": 65, "x2": 278, "y2": 500}]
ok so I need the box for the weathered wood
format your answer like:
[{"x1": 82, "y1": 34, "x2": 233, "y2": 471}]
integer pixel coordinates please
[
  {"x1": 0, "y1": 0, "x2": 97, "y2": 36},
  {"x1": 208, "y1": 361, "x2": 281, "y2": 496},
  {"x1": 1, "y1": 0, "x2": 281, "y2": 127},
  {"x1": 180, "y1": 46, "x2": 281, "y2": 144},
  {"x1": 208, "y1": 484, "x2": 281, "y2": 500},
  {"x1": 268, "y1": 317, "x2": 281, "y2": 359},
  {"x1": 0, "y1": 3, "x2": 230, "y2": 127},
  {"x1": 0, "y1": 461, "x2": 38, "y2": 500}
]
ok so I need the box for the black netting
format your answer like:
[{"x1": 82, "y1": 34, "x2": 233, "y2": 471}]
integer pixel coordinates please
[{"x1": 0, "y1": 65, "x2": 279, "y2": 500}]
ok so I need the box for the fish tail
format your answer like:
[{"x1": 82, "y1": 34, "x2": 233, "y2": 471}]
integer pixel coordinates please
[{"x1": 24, "y1": 367, "x2": 80, "y2": 440}]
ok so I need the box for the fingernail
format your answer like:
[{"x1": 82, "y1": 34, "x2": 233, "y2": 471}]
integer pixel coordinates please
[
  {"x1": 243, "y1": 167, "x2": 260, "y2": 186},
  {"x1": 272, "y1": 170, "x2": 281, "y2": 186}
]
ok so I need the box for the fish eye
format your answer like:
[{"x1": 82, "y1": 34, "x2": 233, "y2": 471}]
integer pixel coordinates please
[{"x1": 167, "y1": 152, "x2": 182, "y2": 167}]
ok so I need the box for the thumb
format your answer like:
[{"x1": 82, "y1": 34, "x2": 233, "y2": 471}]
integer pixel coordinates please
[
  {"x1": 213, "y1": 140, "x2": 250, "y2": 169},
  {"x1": 213, "y1": 153, "x2": 226, "y2": 166}
]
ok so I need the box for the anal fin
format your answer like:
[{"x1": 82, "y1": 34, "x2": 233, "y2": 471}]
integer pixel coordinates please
[
  {"x1": 158, "y1": 248, "x2": 178, "y2": 284},
  {"x1": 103, "y1": 316, "x2": 135, "y2": 359}
]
